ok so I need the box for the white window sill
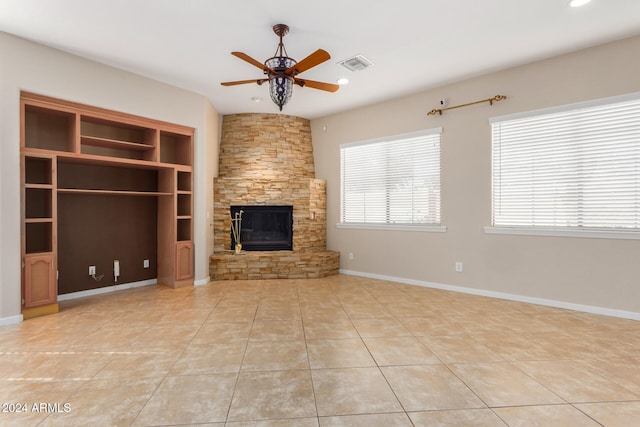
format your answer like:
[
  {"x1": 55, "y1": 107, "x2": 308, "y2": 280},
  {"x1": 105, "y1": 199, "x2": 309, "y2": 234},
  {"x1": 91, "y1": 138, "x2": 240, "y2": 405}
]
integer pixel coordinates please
[
  {"x1": 484, "y1": 226, "x2": 640, "y2": 240},
  {"x1": 337, "y1": 223, "x2": 447, "y2": 232}
]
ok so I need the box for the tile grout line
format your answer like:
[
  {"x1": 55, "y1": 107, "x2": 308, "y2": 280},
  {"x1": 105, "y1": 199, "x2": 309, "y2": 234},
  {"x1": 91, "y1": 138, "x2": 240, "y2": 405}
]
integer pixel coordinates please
[
  {"x1": 296, "y1": 282, "x2": 322, "y2": 426},
  {"x1": 222, "y1": 284, "x2": 261, "y2": 424}
]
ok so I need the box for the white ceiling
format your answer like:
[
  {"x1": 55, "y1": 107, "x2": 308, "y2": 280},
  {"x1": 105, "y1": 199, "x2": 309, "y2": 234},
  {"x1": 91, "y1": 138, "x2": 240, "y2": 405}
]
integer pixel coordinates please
[{"x1": 1, "y1": 0, "x2": 639, "y2": 119}]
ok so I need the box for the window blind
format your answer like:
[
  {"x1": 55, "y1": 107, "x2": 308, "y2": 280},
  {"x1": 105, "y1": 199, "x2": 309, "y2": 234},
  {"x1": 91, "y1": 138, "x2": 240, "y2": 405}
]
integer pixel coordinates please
[
  {"x1": 340, "y1": 129, "x2": 441, "y2": 225},
  {"x1": 491, "y1": 94, "x2": 640, "y2": 231}
]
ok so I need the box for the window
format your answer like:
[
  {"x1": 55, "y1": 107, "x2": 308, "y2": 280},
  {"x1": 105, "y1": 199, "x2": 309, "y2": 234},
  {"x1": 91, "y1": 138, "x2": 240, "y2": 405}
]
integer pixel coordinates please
[
  {"x1": 339, "y1": 128, "x2": 442, "y2": 229},
  {"x1": 490, "y1": 93, "x2": 640, "y2": 236}
]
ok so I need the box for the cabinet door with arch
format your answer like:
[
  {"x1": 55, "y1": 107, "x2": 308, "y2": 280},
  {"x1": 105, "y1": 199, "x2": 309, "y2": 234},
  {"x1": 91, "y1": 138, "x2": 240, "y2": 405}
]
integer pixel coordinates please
[
  {"x1": 175, "y1": 241, "x2": 193, "y2": 281},
  {"x1": 23, "y1": 253, "x2": 57, "y2": 308}
]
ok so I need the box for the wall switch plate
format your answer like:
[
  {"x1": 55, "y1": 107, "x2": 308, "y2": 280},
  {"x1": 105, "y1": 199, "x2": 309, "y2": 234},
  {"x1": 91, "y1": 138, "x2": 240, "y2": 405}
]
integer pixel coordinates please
[
  {"x1": 144, "y1": 259, "x2": 150, "y2": 268},
  {"x1": 455, "y1": 261, "x2": 463, "y2": 272},
  {"x1": 89, "y1": 265, "x2": 96, "y2": 275}
]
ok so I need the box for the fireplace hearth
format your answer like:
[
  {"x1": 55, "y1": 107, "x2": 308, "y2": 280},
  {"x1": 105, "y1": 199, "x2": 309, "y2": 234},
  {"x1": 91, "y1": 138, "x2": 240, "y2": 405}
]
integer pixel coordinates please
[{"x1": 231, "y1": 205, "x2": 293, "y2": 251}]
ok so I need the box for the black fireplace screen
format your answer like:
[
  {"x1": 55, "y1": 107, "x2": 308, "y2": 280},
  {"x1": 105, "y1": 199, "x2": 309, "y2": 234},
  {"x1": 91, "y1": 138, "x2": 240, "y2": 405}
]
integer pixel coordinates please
[{"x1": 230, "y1": 205, "x2": 293, "y2": 251}]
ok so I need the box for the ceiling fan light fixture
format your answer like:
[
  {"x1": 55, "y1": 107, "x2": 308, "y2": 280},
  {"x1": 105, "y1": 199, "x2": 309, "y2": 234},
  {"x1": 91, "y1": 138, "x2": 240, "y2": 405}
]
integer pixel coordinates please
[
  {"x1": 337, "y1": 77, "x2": 349, "y2": 85},
  {"x1": 266, "y1": 56, "x2": 296, "y2": 111},
  {"x1": 269, "y1": 75, "x2": 294, "y2": 111}
]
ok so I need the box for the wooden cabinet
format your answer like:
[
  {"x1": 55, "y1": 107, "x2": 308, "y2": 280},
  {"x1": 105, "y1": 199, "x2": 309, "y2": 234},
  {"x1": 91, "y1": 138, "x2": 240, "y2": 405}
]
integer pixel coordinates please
[
  {"x1": 175, "y1": 242, "x2": 194, "y2": 282},
  {"x1": 23, "y1": 254, "x2": 57, "y2": 308},
  {"x1": 20, "y1": 92, "x2": 195, "y2": 318}
]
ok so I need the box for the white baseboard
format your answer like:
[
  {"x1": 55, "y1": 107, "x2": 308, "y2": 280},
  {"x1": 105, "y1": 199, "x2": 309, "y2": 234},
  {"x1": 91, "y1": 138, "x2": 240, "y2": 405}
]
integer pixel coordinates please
[
  {"x1": 340, "y1": 269, "x2": 640, "y2": 321},
  {"x1": 0, "y1": 314, "x2": 23, "y2": 326},
  {"x1": 57, "y1": 279, "x2": 157, "y2": 301},
  {"x1": 194, "y1": 276, "x2": 211, "y2": 286}
]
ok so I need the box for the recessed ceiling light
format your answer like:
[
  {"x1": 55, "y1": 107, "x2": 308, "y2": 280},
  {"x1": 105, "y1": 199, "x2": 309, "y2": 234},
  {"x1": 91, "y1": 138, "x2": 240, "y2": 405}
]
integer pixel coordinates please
[
  {"x1": 337, "y1": 78, "x2": 349, "y2": 85},
  {"x1": 251, "y1": 96, "x2": 263, "y2": 103},
  {"x1": 569, "y1": 0, "x2": 591, "y2": 7}
]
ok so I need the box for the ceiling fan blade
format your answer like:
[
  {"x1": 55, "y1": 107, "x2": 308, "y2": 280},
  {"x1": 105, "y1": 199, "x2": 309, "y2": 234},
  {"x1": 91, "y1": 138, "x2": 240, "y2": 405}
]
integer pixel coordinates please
[
  {"x1": 286, "y1": 49, "x2": 331, "y2": 75},
  {"x1": 231, "y1": 52, "x2": 269, "y2": 72},
  {"x1": 221, "y1": 79, "x2": 268, "y2": 86},
  {"x1": 294, "y1": 78, "x2": 339, "y2": 93}
]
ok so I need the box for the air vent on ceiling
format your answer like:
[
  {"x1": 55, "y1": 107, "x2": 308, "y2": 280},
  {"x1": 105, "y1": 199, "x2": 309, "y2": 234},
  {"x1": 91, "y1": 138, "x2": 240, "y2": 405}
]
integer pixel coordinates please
[{"x1": 338, "y1": 54, "x2": 374, "y2": 72}]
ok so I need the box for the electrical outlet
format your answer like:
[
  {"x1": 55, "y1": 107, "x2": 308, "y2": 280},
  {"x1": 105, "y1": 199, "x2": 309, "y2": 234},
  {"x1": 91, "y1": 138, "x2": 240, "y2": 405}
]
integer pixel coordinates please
[
  {"x1": 143, "y1": 259, "x2": 150, "y2": 268},
  {"x1": 89, "y1": 265, "x2": 96, "y2": 275},
  {"x1": 348, "y1": 252, "x2": 354, "y2": 260},
  {"x1": 455, "y1": 261, "x2": 463, "y2": 272}
]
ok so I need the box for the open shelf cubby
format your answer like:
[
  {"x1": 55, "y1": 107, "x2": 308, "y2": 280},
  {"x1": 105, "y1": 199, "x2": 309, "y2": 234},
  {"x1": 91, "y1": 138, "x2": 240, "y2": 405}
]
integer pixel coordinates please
[
  {"x1": 25, "y1": 222, "x2": 53, "y2": 254},
  {"x1": 25, "y1": 157, "x2": 53, "y2": 185},
  {"x1": 80, "y1": 116, "x2": 157, "y2": 161},
  {"x1": 57, "y1": 161, "x2": 160, "y2": 193},
  {"x1": 177, "y1": 218, "x2": 192, "y2": 241},
  {"x1": 25, "y1": 188, "x2": 53, "y2": 219},
  {"x1": 177, "y1": 194, "x2": 192, "y2": 217},
  {"x1": 160, "y1": 131, "x2": 191, "y2": 165},
  {"x1": 177, "y1": 171, "x2": 192, "y2": 192},
  {"x1": 24, "y1": 105, "x2": 75, "y2": 152}
]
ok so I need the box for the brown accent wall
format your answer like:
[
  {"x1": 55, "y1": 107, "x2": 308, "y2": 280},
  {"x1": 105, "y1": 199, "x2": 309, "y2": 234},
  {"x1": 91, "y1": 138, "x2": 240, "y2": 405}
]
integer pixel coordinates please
[{"x1": 57, "y1": 193, "x2": 157, "y2": 294}]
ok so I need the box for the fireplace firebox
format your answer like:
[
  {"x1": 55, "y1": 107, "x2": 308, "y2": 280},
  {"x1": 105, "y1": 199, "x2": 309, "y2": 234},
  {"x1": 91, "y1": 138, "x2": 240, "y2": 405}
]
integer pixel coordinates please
[{"x1": 230, "y1": 205, "x2": 293, "y2": 251}]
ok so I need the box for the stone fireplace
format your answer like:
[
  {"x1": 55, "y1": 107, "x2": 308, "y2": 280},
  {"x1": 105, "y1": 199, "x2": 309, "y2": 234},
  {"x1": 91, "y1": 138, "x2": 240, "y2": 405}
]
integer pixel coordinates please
[{"x1": 210, "y1": 113, "x2": 339, "y2": 280}]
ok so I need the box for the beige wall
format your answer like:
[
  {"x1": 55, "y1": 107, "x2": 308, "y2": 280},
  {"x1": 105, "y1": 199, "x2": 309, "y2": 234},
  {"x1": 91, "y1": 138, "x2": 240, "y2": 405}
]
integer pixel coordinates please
[
  {"x1": 0, "y1": 32, "x2": 218, "y2": 321},
  {"x1": 311, "y1": 34, "x2": 640, "y2": 316},
  {"x1": 204, "y1": 100, "x2": 220, "y2": 261}
]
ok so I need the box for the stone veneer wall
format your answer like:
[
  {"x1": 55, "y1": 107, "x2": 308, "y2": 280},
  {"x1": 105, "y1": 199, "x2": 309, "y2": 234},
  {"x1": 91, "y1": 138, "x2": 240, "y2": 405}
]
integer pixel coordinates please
[
  {"x1": 218, "y1": 113, "x2": 315, "y2": 180},
  {"x1": 211, "y1": 113, "x2": 339, "y2": 280}
]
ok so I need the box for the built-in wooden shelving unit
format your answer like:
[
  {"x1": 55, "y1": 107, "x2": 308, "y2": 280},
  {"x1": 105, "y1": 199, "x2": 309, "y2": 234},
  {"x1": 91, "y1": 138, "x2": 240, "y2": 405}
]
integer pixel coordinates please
[{"x1": 20, "y1": 92, "x2": 194, "y2": 319}]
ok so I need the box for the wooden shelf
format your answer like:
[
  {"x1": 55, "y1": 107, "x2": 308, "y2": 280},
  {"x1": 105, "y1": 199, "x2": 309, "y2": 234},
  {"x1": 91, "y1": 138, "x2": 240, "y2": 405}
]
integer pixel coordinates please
[
  {"x1": 25, "y1": 183, "x2": 53, "y2": 190},
  {"x1": 57, "y1": 188, "x2": 172, "y2": 196},
  {"x1": 81, "y1": 135, "x2": 154, "y2": 151},
  {"x1": 23, "y1": 250, "x2": 54, "y2": 256},
  {"x1": 24, "y1": 218, "x2": 53, "y2": 224},
  {"x1": 52, "y1": 150, "x2": 167, "y2": 170}
]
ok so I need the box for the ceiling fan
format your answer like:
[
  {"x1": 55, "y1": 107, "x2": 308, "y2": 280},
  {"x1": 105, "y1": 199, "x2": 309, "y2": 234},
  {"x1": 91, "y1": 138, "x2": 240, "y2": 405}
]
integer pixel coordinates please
[{"x1": 221, "y1": 24, "x2": 339, "y2": 111}]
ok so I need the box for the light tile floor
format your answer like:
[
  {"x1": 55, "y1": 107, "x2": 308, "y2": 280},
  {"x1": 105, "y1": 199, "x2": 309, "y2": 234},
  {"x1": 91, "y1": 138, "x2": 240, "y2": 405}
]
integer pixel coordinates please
[{"x1": 1, "y1": 275, "x2": 639, "y2": 426}]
